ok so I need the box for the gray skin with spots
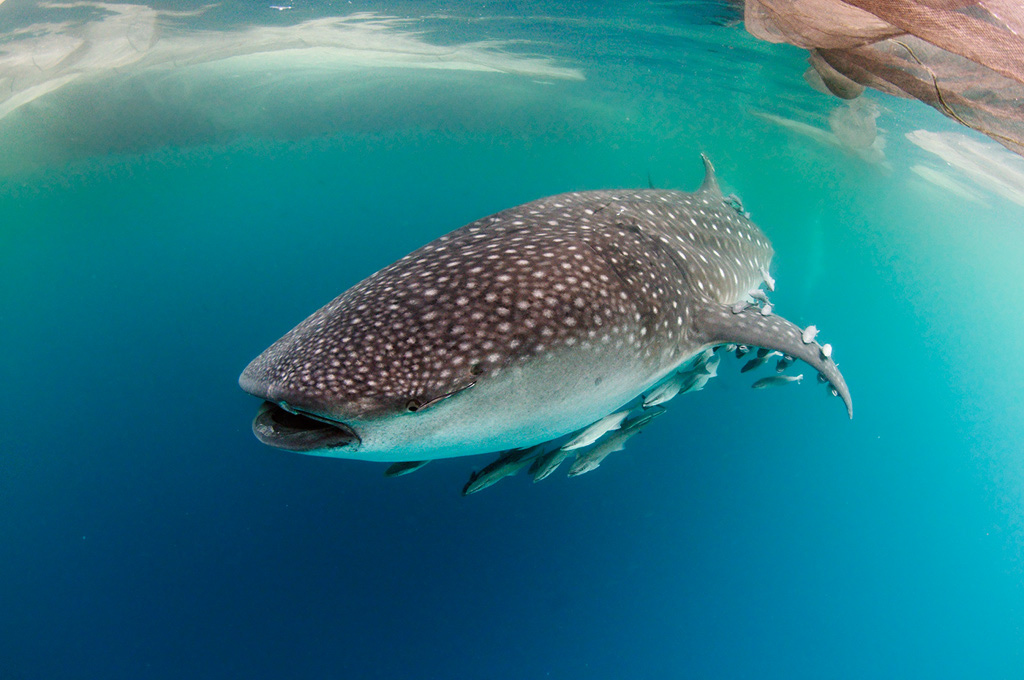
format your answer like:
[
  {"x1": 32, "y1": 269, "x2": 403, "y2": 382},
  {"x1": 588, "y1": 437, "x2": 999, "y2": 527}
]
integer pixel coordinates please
[{"x1": 240, "y1": 157, "x2": 852, "y2": 462}]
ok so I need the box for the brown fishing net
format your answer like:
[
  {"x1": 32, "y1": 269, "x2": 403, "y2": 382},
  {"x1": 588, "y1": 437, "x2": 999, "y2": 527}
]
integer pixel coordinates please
[{"x1": 744, "y1": 0, "x2": 1024, "y2": 157}]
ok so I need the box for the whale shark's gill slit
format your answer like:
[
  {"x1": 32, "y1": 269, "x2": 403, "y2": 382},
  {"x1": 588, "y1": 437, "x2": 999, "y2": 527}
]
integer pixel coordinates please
[{"x1": 407, "y1": 380, "x2": 477, "y2": 413}]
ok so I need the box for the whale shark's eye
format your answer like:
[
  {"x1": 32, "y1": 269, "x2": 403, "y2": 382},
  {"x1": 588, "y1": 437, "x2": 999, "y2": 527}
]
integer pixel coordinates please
[
  {"x1": 470, "y1": 362, "x2": 484, "y2": 376},
  {"x1": 406, "y1": 399, "x2": 423, "y2": 412}
]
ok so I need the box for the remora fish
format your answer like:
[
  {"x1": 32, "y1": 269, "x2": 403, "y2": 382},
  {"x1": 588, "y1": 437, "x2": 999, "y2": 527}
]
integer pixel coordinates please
[
  {"x1": 679, "y1": 367, "x2": 715, "y2": 393},
  {"x1": 384, "y1": 460, "x2": 431, "y2": 477},
  {"x1": 239, "y1": 156, "x2": 852, "y2": 464},
  {"x1": 567, "y1": 433, "x2": 633, "y2": 478},
  {"x1": 741, "y1": 350, "x2": 780, "y2": 373},
  {"x1": 560, "y1": 409, "x2": 631, "y2": 450},
  {"x1": 776, "y1": 355, "x2": 794, "y2": 373},
  {"x1": 752, "y1": 374, "x2": 804, "y2": 389},
  {"x1": 702, "y1": 352, "x2": 721, "y2": 375},
  {"x1": 529, "y1": 448, "x2": 570, "y2": 482},
  {"x1": 567, "y1": 409, "x2": 665, "y2": 477},
  {"x1": 462, "y1": 447, "x2": 538, "y2": 496},
  {"x1": 642, "y1": 371, "x2": 690, "y2": 408},
  {"x1": 639, "y1": 342, "x2": 720, "y2": 407}
]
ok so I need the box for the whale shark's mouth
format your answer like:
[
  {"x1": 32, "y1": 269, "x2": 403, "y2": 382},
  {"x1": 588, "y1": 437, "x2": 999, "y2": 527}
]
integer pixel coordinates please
[{"x1": 251, "y1": 401, "x2": 360, "y2": 452}]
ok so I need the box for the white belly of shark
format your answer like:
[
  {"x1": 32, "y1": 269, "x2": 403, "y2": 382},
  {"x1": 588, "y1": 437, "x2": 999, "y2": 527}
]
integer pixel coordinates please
[
  {"x1": 239, "y1": 157, "x2": 852, "y2": 485},
  {"x1": 320, "y1": 342, "x2": 657, "y2": 462}
]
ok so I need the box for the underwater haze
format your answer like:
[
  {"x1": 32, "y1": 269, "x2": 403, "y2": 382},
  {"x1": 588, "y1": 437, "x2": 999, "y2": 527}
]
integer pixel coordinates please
[{"x1": 2, "y1": 1, "x2": 1023, "y2": 678}]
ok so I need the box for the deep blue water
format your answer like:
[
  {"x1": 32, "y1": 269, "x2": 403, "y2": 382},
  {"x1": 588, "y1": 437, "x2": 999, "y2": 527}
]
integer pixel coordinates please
[{"x1": 2, "y1": 2, "x2": 1023, "y2": 678}]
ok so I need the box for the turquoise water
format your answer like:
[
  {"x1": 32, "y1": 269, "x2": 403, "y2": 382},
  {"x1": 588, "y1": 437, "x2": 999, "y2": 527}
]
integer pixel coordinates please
[{"x1": 2, "y1": 2, "x2": 1023, "y2": 678}]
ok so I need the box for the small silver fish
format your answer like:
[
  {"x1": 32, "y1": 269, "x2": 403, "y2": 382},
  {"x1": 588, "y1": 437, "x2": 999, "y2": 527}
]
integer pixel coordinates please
[
  {"x1": 760, "y1": 266, "x2": 776, "y2": 291},
  {"x1": 462, "y1": 447, "x2": 540, "y2": 495},
  {"x1": 643, "y1": 372, "x2": 689, "y2": 408},
  {"x1": 741, "y1": 357, "x2": 763, "y2": 373},
  {"x1": 750, "y1": 288, "x2": 770, "y2": 304},
  {"x1": 679, "y1": 367, "x2": 715, "y2": 393},
  {"x1": 567, "y1": 409, "x2": 664, "y2": 477},
  {"x1": 702, "y1": 352, "x2": 721, "y2": 376},
  {"x1": 751, "y1": 373, "x2": 804, "y2": 389},
  {"x1": 695, "y1": 347, "x2": 715, "y2": 367},
  {"x1": 801, "y1": 325, "x2": 819, "y2": 344},
  {"x1": 775, "y1": 355, "x2": 794, "y2": 373},
  {"x1": 529, "y1": 448, "x2": 571, "y2": 482},
  {"x1": 560, "y1": 410, "x2": 631, "y2": 451},
  {"x1": 567, "y1": 437, "x2": 630, "y2": 477},
  {"x1": 644, "y1": 349, "x2": 719, "y2": 408},
  {"x1": 820, "y1": 343, "x2": 833, "y2": 359},
  {"x1": 760, "y1": 304, "x2": 773, "y2": 317},
  {"x1": 741, "y1": 350, "x2": 780, "y2": 373},
  {"x1": 735, "y1": 344, "x2": 750, "y2": 358},
  {"x1": 724, "y1": 193, "x2": 745, "y2": 212},
  {"x1": 384, "y1": 460, "x2": 431, "y2": 477},
  {"x1": 621, "y1": 408, "x2": 666, "y2": 432}
]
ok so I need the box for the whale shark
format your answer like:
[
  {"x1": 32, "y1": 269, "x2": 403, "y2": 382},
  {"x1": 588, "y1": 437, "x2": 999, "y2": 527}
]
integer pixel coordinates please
[{"x1": 239, "y1": 157, "x2": 851, "y2": 469}]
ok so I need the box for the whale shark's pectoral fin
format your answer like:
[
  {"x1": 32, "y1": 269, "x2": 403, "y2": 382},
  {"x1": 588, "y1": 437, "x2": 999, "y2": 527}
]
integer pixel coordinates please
[{"x1": 694, "y1": 303, "x2": 853, "y2": 418}]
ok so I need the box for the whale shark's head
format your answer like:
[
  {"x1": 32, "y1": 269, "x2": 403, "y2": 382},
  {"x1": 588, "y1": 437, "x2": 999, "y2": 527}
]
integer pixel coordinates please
[{"x1": 237, "y1": 260, "x2": 497, "y2": 459}]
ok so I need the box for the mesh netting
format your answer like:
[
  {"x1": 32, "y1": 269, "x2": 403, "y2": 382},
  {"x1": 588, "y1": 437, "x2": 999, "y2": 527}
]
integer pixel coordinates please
[{"x1": 745, "y1": 0, "x2": 1024, "y2": 156}]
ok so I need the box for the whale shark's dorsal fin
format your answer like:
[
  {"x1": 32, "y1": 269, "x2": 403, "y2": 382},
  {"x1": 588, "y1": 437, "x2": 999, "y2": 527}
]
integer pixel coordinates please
[{"x1": 698, "y1": 154, "x2": 722, "y2": 196}]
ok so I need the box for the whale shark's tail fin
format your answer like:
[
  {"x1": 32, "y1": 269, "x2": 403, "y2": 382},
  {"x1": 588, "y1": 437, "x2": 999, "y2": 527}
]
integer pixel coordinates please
[{"x1": 694, "y1": 302, "x2": 852, "y2": 418}]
